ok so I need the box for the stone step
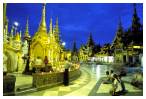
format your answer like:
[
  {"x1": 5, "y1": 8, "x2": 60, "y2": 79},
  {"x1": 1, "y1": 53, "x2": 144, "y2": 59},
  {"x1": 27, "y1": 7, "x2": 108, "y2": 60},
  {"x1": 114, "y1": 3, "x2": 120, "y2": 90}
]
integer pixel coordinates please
[{"x1": 15, "y1": 86, "x2": 37, "y2": 96}]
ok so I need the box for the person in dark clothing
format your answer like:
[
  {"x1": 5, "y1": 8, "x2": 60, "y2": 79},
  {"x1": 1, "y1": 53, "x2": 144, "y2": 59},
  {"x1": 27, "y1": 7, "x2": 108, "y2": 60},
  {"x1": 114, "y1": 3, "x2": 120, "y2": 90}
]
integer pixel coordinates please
[
  {"x1": 63, "y1": 59, "x2": 70, "y2": 86},
  {"x1": 63, "y1": 69, "x2": 69, "y2": 86},
  {"x1": 118, "y1": 75, "x2": 127, "y2": 94},
  {"x1": 110, "y1": 70, "x2": 114, "y2": 81}
]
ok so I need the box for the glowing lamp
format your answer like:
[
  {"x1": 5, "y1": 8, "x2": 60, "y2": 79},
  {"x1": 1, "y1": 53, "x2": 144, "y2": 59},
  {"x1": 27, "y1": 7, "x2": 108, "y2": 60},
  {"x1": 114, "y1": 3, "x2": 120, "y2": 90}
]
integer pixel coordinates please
[
  {"x1": 14, "y1": 21, "x2": 19, "y2": 26},
  {"x1": 62, "y1": 42, "x2": 66, "y2": 46}
]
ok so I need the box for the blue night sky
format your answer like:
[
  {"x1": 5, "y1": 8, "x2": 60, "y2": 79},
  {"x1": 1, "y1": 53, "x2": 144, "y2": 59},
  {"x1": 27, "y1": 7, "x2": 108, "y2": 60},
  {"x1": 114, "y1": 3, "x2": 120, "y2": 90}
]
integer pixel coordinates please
[{"x1": 6, "y1": 3, "x2": 143, "y2": 50}]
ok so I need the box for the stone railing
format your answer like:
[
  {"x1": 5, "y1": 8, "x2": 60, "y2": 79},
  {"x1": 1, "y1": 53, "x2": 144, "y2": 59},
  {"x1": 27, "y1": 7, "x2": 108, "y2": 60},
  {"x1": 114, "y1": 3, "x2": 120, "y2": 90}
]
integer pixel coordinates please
[{"x1": 32, "y1": 69, "x2": 81, "y2": 88}]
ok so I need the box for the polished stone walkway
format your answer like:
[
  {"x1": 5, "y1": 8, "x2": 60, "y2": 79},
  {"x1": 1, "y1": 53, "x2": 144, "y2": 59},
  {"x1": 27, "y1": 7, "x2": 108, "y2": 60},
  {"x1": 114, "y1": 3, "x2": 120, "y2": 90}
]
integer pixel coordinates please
[
  {"x1": 7, "y1": 72, "x2": 33, "y2": 90},
  {"x1": 13, "y1": 63, "x2": 143, "y2": 96},
  {"x1": 23, "y1": 66, "x2": 92, "y2": 96},
  {"x1": 21, "y1": 64, "x2": 111, "y2": 96},
  {"x1": 88, "y1": 77, "x2": 143, "y2": 96}
]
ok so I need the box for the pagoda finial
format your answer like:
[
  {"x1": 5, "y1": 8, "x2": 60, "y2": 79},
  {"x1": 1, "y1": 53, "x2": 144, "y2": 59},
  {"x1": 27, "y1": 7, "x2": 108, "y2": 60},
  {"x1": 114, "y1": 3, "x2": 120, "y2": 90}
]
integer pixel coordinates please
[
  {"x1": 25, "y1": 17, "x2": 30, "y2": 37},
  {"x1": 87, "y1": 32, "x2": 94, "y2": 47},
  {"x1": 38, "y1": 3, "x2": 47, "y2": 32},
  {"x1": 112, "y1": 18, "x2": 123, "y2": 47},
  {"x1": 133, "y1": 3, "x2": 137, "y2": 15},
  {"x1": 55, "y1": 16, "x2": 59, "y2": 33},
  {"x1": 118, "y1": 16, "x2": 123, "y2": 31},
  {"x1": 49, "y1": 17, "x2": 53, "y2": 34}
]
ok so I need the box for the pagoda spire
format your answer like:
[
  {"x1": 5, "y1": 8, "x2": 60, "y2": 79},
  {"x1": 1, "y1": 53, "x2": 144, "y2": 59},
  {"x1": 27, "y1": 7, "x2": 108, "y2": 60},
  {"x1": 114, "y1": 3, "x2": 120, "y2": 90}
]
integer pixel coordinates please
[
  {"x1": 132, "y1": 3, "x2": 141, "y2": 32},
  {"x1": 54, "y1": 17, "x2": 60, "y2": 42},
  {"x1": 71, "y1": 40, "x2": 78, "y2": 59},
  {"x1": 38, "y1": 3, "x2": 47, "y2": 32},
  {"x1": 117, "y1": 17, "x2": 123, "y2": 35},
  {"x1": 131, "y1": 3, "x2": 142, "y2": 45},
  {"x1": 49, "y1": 17, "x2": 53, "y2": 34},
  {"x1": 10, "y1": 26, "x2": 14, "y2": 38},
  {"x1": 133, "y1": 3, "x2": 137, "y2": 17},
  {"x1": 87, "y1": 33, "x2": 95, "y2": 47},
  {"x1": 55, "y1": 17, "x2": 59, "y2": 34},
  {"x1": 3, "y1": 3, "x2": 8, "y2": 26},
  {"x1": 72, "y1": 40, "x2": 77, "y2": 53},
  {"x1": 24, "y1": 18, "x2": 30, "y2": 38},
  {"x1": 119, "y1": 17, "x2": 122, "y2": 28},
  {"x1": 112, "y1": 18, "x2": 123, "y2": 49}
]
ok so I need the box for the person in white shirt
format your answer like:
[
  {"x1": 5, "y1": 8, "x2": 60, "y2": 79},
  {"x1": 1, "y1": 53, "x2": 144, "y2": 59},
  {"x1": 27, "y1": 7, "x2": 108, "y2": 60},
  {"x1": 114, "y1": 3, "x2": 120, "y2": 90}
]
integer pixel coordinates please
[{"x1": 111, "y1": 74, "x2": 123, "y2": 96}]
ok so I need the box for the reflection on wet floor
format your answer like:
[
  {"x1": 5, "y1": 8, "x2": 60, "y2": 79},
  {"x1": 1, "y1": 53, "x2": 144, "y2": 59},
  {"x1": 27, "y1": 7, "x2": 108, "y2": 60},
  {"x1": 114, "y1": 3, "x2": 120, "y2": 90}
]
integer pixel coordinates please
[
  {"x1": 12, "y1": 63, "x2": 143, "y2": 96},
  {"x1": 83, "y1": 63, "x2": 111, "y2": 80}
]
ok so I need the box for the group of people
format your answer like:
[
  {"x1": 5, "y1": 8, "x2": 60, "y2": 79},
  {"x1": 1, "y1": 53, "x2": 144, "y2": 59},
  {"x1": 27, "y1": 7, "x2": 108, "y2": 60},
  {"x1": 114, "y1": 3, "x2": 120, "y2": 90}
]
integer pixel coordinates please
[
  {"x1": 32, "y1": 56, "x2": 74, "y2": 86},
  {"x1": 34, "y1": 56, "x2": 49, "y2": 67},
  {"x1": 31, "y1": 56, "x2": 53, "y2": 73},
  {"x1": 103, "y1": 70, "x2": 127, "y2": 96}
]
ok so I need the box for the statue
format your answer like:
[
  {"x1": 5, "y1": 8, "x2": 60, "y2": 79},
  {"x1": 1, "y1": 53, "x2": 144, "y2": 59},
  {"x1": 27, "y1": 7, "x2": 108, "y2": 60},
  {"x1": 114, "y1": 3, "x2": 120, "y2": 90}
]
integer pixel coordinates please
[{"x1": 3, "y1": 53, "x2": 8, "y2": 74}]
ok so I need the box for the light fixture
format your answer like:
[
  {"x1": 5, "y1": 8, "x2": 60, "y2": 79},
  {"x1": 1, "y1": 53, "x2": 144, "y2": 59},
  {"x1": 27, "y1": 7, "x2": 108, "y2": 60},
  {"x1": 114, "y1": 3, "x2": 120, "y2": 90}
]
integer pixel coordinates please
[
  {"x1": 14, "y1": 21, "x2": 19, "y2": 27},
  {"x1": 62, "y1": 42, "x2": 66, "y2": 46}
]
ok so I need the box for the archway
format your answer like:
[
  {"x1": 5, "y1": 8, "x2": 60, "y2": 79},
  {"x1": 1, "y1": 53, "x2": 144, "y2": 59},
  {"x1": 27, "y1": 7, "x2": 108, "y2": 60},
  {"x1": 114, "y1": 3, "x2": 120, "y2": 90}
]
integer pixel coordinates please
[{"x1": 32, "y1": 43, "x2": 44, "y2": 60}]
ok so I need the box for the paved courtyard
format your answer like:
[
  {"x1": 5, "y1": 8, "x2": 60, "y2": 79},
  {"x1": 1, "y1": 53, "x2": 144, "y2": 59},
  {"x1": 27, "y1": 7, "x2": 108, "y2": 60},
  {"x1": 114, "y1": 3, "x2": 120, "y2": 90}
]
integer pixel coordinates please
[{"x1": 12, "y1": 63, "x2": 143, "y2": 96}]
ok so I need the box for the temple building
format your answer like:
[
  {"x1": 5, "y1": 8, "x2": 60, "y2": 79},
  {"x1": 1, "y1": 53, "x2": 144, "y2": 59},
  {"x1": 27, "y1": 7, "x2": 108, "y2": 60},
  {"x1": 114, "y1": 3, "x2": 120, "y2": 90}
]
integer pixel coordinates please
[
  {"x1": 3, "y1": 3, "x2": 70, "y2": 73},
  {"x1": 111, "y1": 19, "x2": 124, "y2": 63},
  {"x1": 79, "y1": 33, "x2": 95, "y2": 62},
  {"x1": 111, "y1": 4, "x2": 143, "y2": 66},
  {"x1": 30, "y1": 4, "x2": 64, "y2": 70},
  {"x1": 79, "y1": 45, "x2": 88, "y2": 62}
]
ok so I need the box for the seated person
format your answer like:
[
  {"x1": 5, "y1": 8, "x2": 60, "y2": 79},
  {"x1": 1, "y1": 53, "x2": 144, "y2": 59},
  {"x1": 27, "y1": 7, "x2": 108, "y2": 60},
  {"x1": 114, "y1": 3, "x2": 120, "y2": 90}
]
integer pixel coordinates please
[
  {"x1": 34, "y1": 57, "x2": 43, "y2": 67},
  {"x1": 110, "y1": 74, "x2": 121, "y2": 96},
  {"x1": 110, "y1": 74, "x2": 126, "y2": 96},
  {"x1": 109, "y1": 70, "x2": 114, "y2": 82},
  {"x1": 103, "y1": 71, "x2": 112, "y2": 84},
  {"x1": 34, "y1": 57, "x2": 43, "y2": 72}
]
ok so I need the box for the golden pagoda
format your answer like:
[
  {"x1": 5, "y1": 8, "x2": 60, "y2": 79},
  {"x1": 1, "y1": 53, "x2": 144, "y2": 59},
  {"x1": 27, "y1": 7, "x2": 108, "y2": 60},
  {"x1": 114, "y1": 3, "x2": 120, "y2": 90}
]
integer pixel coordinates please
[{"x1": 30, "y1": 4, "x2": 63, "y2": 69}]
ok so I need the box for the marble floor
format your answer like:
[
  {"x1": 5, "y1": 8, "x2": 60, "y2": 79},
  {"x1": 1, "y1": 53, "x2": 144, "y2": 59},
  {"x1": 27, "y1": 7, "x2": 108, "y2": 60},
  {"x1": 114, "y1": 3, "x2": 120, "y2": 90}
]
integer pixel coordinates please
[{"x1": 12, "y1": 63, "x2": 143, "y2": 96}]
